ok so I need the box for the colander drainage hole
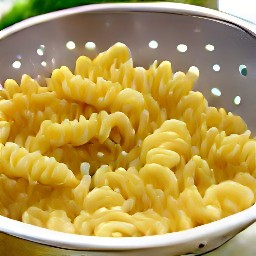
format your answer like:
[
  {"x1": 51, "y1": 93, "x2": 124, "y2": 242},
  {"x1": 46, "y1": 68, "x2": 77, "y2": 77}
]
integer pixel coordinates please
[
  {"x1": 148, "y1": 40, "x2": 158, "y2": 49},
  {"x1": 177, "y1": 44, "x2": 187, "y2": 53},
  {"x1": 211, "y1": 87, "x2": 221, "y2": 96},
  {"x1": 198, "y1": 243, "x2": 206, "y2": 248},
  {"x1": 12, "y1": 60, "x2": 21, "y2": 69},
  {"x1": 85, "y1": 41, "x2": 96, "y2": 50},
  {"x1": 239, "y1": 64, "x2": 247, "y2": 76},
  {"x1": 234, "y1": 96, "x2": 241, "y2": 105},
  {"x1": 205, "y1": 44, "x2": 214, "y2": 51},
  {"x1": 213, "y1": 64, "x2": 220, "y2": 72},
  {"x1": 66, "y1": 41, "x2": 76, "y2": 50}
]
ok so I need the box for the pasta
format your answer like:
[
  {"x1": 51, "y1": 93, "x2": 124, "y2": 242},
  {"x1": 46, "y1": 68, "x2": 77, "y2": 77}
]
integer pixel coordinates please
[{"x1": 0, "y1": 43, "x2": 255, "y2": 237}]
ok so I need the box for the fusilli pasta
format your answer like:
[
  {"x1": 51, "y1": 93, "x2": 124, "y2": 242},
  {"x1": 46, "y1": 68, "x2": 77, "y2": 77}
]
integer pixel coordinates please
[{"x1": 0, "y1": 43, "x2": 255, "y2": 237}]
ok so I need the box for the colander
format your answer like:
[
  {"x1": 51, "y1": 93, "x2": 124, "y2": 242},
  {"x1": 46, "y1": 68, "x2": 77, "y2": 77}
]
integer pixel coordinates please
[{"x1": 0, "y1": 3, "x2": 255, "y2": 256}]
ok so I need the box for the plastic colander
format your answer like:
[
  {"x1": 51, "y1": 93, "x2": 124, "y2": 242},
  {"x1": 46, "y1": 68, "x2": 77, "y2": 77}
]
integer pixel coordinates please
[{"x1": 0, "y1": 3, "x2": 255, "y2": 256}]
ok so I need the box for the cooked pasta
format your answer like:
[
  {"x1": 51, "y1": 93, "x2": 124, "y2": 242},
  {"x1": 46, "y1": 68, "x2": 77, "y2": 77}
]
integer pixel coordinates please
[{"x1": 0, "y1": 43, "x2": 255, "y2": 237}]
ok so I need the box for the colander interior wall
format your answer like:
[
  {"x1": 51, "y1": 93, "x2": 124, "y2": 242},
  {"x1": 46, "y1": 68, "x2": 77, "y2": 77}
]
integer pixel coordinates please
[{"x1": 0, "y1": 10, "x2": 256, "y2": 132}]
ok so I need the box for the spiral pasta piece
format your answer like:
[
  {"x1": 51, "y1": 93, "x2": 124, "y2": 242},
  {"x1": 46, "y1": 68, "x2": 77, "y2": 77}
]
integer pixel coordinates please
[
  {"x1": 40, "y1": 114, "x2": 98, "y2": 147},
  {"x1": 178, "y1": 185, "x2": 221, "y2": 225},
  {"x1": 74, "y1": 209, "x2": 137, "y2": 236},
  {"x1": 0, "y1": 79, "x2": 20, "y2": 99},
  {"x1": 203, "y1": 181, "x2": 254, "y2": 217},
  {"x1": 48, "y1": 67, "x2": 123, "y2": 110},
  {"x1": 182, "y1": 155, "x2": 215, "y2": 195},
  {"x1": 140, "y1": 119, "x2": 191, "y2": 164},
  {"x1": 0, "y1": 142, "x2": 78, "y2": 187},
  {"x1": 25, "y1": 111, "x2": 135, "y2": 153}
]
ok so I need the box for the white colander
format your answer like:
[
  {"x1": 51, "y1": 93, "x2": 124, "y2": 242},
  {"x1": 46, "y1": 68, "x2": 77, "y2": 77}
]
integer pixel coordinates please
[{"x1": 0, "y1": 3, "x2": 255, "y2": 256}]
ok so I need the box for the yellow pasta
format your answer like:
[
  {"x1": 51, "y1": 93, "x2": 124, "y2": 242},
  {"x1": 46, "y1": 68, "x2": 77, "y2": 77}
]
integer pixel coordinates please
[
  {"x1": 0, "y1": 174, "x2": 52, "y2": 220},
  {"x1": 0, "y1": 142, "x2": 78, "y2": 187},
  {"x1": 0, "y1": 42, "x2": 255, "y2": 237}
]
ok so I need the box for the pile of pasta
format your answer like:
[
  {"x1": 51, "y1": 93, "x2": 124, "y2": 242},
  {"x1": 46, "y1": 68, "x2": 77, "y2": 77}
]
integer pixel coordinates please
[{"x1": 0, "y1": 43, "x2": 255, "y2": 237}]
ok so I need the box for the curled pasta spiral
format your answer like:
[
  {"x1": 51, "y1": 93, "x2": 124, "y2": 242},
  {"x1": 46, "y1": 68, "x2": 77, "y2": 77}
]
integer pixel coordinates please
[
  {"x1": 48, "y1": 68, "x2": 123, "y2": 110},
  {"x1": 0, "y1": 142, "x2": 78, "y2": 187},
  {"x1": 203, "y1": 181, "x2": 254, "y2": 217},
  {"x1": 181, "y1": 155, "x2": 216, "y2": 196},
  {"x1": 199, "y1": 128, "x2": 255, "y2": 182},
  {"x1": 140, "y1": 119, "x2": 191, "y2": 165},
  {"x1": 75, "y1": 42, "x2": 131, "y2": 82},
  {"x1": 25, "y1": 111, "x2": 136, "y2": 154}
]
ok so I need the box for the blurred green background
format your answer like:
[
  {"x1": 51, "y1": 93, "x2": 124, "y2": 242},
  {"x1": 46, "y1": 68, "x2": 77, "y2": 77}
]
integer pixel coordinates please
[{"x1": 0, "y1": 0, "x2": 217, "y2": 30}]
